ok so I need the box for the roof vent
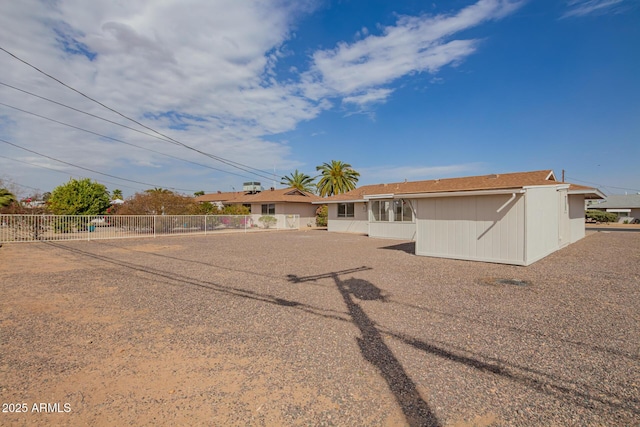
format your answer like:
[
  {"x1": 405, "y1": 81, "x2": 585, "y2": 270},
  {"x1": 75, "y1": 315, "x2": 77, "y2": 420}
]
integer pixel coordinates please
[{"x1": 488, "y1": 174, "x2": 499, "y2": 179}]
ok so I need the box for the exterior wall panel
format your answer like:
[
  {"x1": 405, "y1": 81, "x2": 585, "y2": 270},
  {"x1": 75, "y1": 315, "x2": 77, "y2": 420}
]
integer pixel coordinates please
[
  {"x1": 327, "y1": 202, "x2": 368, "y2": 234},
  {"x1": 568, "y1": 195, "x2": 586, "y2": 243},
  {"x1": 369, "y1": 222, "x2": 417, "y2": 240},
  {"x1": 275, "y1": 203, "x2": 318, "y2": 227},
  {"x1": 525, "y1": 187, "x2": 560, "y2": 264},
  {"x1": 415, "y1": 194, "x2": 525, "y2": 265}
]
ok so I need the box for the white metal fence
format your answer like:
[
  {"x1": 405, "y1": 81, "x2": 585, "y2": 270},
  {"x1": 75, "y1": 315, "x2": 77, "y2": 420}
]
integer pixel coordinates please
[{"x1": 0, "y1": 214, "x2": 300, "y2": 243}]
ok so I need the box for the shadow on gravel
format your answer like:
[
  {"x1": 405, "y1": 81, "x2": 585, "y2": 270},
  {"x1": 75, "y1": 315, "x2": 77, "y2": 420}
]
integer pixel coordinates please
[
  {"x1": 288, "y1": 270, "x2": 440, "y2": 427},
  {"x1": 379, "y1": 241, "x2": 415, "y2": 254},
  {"x1": 45, "y1": 242, "x2": 640, "y2": 421}
]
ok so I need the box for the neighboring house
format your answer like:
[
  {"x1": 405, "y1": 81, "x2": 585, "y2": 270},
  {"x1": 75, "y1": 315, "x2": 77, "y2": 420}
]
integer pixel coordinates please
[
  {"x1": 196, "y1": 186, "x2": 324, "y2": 228},
  {"x1": 194, "y1": 191, "x2": 243, "y2": 210},
  {"x1": 587, "y1": 194, "x2": 640, "y2": 222},
  {"x1": 317, "y1": 170, "x2": 603, "y2": 266}
]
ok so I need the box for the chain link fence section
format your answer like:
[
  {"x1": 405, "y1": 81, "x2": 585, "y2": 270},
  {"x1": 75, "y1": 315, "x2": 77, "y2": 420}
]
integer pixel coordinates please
[{"x1": 0, "y1": 214, "x2": 300, "y2": 243}]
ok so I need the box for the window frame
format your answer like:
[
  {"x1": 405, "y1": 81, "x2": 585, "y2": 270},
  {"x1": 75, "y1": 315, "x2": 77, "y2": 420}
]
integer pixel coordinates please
[
  {"x1": 371, "y1": 200, "x2": 390, "y2": 222},
  {"x1": 261, "y1": 203, "x2": 275, "y2": 215},
  {"x1": 393, "y1": 199, "x2": 413, "y2": 222},
  {"x1": 337, "y1": 202, "x2": 355, "y2": 218}
]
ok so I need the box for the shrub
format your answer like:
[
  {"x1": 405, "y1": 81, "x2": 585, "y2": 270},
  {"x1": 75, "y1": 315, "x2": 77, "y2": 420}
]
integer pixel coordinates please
[
  {"x1": 315, "y1": 205, "x2": 328, "y2": 227},
  {"x1": 259, "y1": 215, "x2": 277, "y2": 229},
  {"x1": 586, "y1": 210, "x2": 618, "y2": 223}
]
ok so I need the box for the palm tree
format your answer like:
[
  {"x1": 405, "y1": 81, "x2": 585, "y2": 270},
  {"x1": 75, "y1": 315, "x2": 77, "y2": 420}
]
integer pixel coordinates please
[
  {"x1": 145, "y1": 187, "x2": 173, "y2": 194},
  {"x1": 315, "y1": 160, "x2": 360, "y2": 197},
  {"x1": 281, "y1": 170, "x2": 316, "y2": 193},
  {"x1": 0, "y1": 188, "x2": 17, "y2": 208},
  {"x1": 111, "y1": 189, "x2": 123, "y2": 200}
]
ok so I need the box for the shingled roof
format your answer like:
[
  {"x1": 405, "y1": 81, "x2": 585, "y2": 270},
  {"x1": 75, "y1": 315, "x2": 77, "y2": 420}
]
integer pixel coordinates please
[
  {"x1": 195, "y1": 187, "x2": 323, "y2": 204},
  {"x1": 320, "y1": 170, "x2": 603, "y2": 202},
  {"x1": 588, "y1": 194, "x2": 640, "y2": 209}
]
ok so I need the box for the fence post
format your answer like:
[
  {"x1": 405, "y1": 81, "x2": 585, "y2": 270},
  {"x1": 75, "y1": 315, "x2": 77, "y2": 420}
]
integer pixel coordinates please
[
  {"x1": 204, "y1": 215, "x2": 207, "y2": 235},
  {"x1": 153, "y1": 215, "x2": 156, "y2": 238}
]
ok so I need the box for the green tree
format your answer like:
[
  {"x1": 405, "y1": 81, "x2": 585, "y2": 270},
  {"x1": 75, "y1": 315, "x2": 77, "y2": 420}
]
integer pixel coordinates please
[
  {"x1": 280, "y1": 170, "x2": 316, "y2": 193},
  {"x1": 48, "y1": 179, "x2": 110, "y2": 215},
  {"x1": 221, "y1": 204, "x2": 250, "y2": 215},
  {"x1": 315, "y1": 160, "x2": 360, "y2": 197},
  {"x1": 111, "y1": 189, "x2": 123, "y2": 200},
  {"x1": 0, "y1": 188, "x2": 17, "y2": 208}
]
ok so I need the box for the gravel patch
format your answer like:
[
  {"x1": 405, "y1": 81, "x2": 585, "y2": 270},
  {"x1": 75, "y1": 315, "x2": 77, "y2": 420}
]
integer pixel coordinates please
[{"x1": 1, "y1": 230, "x2": 638, "y2": 426}]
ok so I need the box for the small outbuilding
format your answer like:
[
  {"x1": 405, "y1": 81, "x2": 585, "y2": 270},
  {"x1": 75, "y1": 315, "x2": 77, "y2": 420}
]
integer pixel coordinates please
[{"x1": 319, "y1": 170, "x2": 603, "y2": 266}]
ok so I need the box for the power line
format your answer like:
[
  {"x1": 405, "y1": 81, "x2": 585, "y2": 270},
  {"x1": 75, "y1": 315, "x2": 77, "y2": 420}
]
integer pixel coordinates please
[
  {"x1": 0, "y1": 47, "x2": 279, "y2": 181},
  {"x1": 0, "y1": 154, "x2": 144, "y2": 192},
  {"x1": 0, "y1": 81, "x2": 263, "y2": 181},
  {"x1": 565, "y1": 176, "x2": 640, "y2": 193},
  {"x1": 0, "y1": 102, "x2": 257, "y2": 181},
  {"x1": 0, "y1": 137, "x2": 199, "y2": 192}
]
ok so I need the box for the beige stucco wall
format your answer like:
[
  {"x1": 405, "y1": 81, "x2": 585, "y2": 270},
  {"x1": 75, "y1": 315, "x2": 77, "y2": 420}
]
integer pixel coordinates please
[{"x1": 249, "y1": 202, "x2": 318, "y2": 229}]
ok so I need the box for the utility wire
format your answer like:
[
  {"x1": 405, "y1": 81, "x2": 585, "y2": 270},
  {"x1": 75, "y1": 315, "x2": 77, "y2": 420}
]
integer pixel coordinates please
[
  {"x1": 0, "y1": 47, "x2": 279, "y2": 181},
  {"x1": 565, "y1": 176, "x2": 639, "y2": 193},
  {"x1": 0, "y1": 102, "x2": 256, "y2": 181},
  {"x1": 0, "y1": 81, "x2": 181, "y2": 144},
  {"x1": 0, "y1": 154, "x2": 144, "y2": 192},
  {"x1": 0, "y1": 81, "x2": 265, "y2": 181},
  {"x1": 0, "y1": 137, "x2": 199, "y2": 192}
]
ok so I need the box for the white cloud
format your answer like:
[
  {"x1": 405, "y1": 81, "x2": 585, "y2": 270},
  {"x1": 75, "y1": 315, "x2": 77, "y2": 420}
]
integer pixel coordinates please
[
  {"x1": 302, "y1": 0, "x2": 524, "y2": 101},
  {"x1": 562, "y1": 0, "x2": 628, "y2": 18},
  {"x1": 0, "y1": 0, "x2": 521, "y2": 194},
  {"x1": 342, "y1": 88, "x2": 394, "y2": 107}
]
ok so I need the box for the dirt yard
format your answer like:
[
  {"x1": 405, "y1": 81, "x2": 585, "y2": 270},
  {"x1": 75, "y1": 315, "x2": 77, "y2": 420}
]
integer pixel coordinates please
[{"x1": 1, "y1": 230, "x2": 639, "y2": 426}]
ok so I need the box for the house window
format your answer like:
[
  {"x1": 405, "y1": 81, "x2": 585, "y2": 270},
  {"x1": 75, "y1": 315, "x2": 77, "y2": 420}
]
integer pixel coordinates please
[
  {"x1": 371, "y1": 200, "x2": 390, "y2": 221},
  {"x1": 261, "y1": 204, "x2": 275, "y2": 215},
  {"x1": 394, "y1": 199, "x2": 413, "y2": 222},
  {"x1": 337, "y1": 203, "x2": 354, "y2": 218}
]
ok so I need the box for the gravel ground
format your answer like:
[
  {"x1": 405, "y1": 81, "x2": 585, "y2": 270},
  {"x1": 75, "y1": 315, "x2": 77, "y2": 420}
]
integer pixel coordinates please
[{"x1": 0, "y1": 230, "x2": 638, "y2": 426}]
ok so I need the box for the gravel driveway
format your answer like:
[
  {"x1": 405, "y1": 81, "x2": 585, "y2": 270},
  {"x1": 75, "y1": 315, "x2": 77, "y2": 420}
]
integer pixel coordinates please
[{"x1": 1, "y1": 230, "x2": 638, "y2": 426}]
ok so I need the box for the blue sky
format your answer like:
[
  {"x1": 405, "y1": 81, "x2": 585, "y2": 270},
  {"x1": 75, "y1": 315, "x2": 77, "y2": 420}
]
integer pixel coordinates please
[{"x1": 0, "y1": 0, "x2": 638, "y2": 197}]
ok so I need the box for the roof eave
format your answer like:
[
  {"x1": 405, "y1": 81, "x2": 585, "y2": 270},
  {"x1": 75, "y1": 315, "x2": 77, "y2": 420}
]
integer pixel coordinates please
[
  {"x1": 397, "y1": 188, "x2": 526, "y2": 199},
  {"x1": 568, "y1": 189, "x2": 606, "y2": 199}
]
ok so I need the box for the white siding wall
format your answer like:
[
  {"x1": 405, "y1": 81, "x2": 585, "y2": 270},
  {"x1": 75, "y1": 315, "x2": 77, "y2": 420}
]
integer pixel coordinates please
[
  {"x1": 327, "y1": 202, "x2": 368, "y2": 234},
  {"x1": 415, "y1": 194, "x2": 526, "y2": 265},
  {"x1": 525, "y1": 187, "x2": 560, "y2": 265},
  {"x1": 369, "y1": 222, "x2": 417, "y2": 240},
  {"x1": 569, "y1": 194, "x2": 586, "y2": 243}
]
